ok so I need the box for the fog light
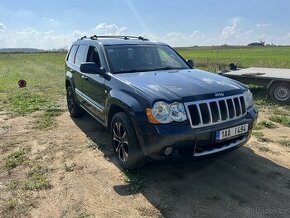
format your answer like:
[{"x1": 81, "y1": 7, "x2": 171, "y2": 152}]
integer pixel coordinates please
[{"x1": 164, "y1": 147, "x2": 173, "y2": 156}]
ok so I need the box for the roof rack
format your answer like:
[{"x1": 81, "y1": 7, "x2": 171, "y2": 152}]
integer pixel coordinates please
[
  {"x1": 77, "y1": 36, "x2": 87, "y2": 40},
  {"x1": 78, "y1": 35, "x2": 149, "y2": 41}
]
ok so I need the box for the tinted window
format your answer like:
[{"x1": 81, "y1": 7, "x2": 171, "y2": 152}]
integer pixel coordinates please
[
  {"x1": 67, "y1": 45, "x2": 78, "y2": 63},
  {"x1": 104, "y1": 45, "x2": 189, "y2": 74},
  {"x1": 158, "y1": 48, "x2": 185, "y2": 68},
  {"x1": 87, "y1": 46, "x2": 101, "y2": 67},
  {"x1": 75, "y1": 45, "x2": 87, "y2": 66}
]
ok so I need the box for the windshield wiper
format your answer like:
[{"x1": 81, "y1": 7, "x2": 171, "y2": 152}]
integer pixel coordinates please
[
  {"x1": 113, "y1": 67, "x2": 186, "y2": 74},
  {"x1": 114, "y1": 69, "x2": 156, "y2": 74},
  {"x1": 151, "y1": 67, "x2": 187, "y2": 71}
]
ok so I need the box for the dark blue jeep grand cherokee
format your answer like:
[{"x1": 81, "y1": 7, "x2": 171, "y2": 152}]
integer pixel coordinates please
[{"x1": 65, "y1": 35, "x2": 258, "y2": 169}]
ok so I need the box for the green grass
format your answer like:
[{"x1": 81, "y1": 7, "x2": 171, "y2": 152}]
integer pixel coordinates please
[
  {"x1": 34, "y1": 108, "x2": 64, "y2": 129},
  {"x1": 269, "y1": 115, "x2": 290, "y2": 127},
  {"x1": 23, "y1": 166, "x2": 52, "y2": 190},
  {"x1": 176, "y1": 46, "x2": 290, "y2": 72},
  {"x1": 252, "y1": 131, "x2": 264, "y2": 139},
  {"x1": 0, "y1": 53, "x2": 66, "y2": 115},
  {"x1": 252, "y1": 131, "x2": 272, "y2": 142},
  {"x1": 6, "y1": 166, "x2": 52, "y2": 191},
  {"x1": 4, "y1": 149, "x2": 26, "y2": 170},
  {"x1": 254, "y1": 120, "x2": 277, "y2": 130},
  {"x1": 249, "y1": 86, "x2": 290, "y2": 111}
]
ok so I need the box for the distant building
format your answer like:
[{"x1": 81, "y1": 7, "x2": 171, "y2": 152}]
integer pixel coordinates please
[{"x1": 247, "y1": 41, "x2": 265, "y2": 46}]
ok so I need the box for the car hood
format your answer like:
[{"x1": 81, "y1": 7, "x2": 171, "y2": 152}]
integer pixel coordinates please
[{"x1": 114, "y1": 69, "x2": 246, "y2": 102}]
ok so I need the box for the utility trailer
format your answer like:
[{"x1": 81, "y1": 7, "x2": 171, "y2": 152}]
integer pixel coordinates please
[{"x1": 221, "y1": 67, "x2": 290, "y2": 104}]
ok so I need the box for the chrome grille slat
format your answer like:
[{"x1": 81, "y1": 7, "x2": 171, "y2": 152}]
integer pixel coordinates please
[
  {"x1": 224, "y1": 100, "x2": 230, "y2": 120},
  {"x1": 197, "y1": 105, "x2": 203, "y2": 125},
  {"x1": 216, "y1": 102, "x2": 222, "y2": 121},
  {"x1": 207, "y1": 103, "x2": 213, "y2": 123},
  {"x1": 238, "y1": 97, "x2": 242, "y2": 117},
  {"x1": 185, "y1": 94, "x2": 247, "y2": 129},
  {"x1": 232, "y1": 98, "x2": 236, "y2": 117}
]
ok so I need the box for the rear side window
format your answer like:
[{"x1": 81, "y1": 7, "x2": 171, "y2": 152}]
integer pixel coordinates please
[
  {"x1": 67, "y1": 45, "x2": 78, "y2": 63},
  {"x1": 75, "y1": 45, "x2": 87, "y2": 66}
]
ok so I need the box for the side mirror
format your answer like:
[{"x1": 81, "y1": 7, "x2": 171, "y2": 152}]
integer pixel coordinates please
[
  {"x1": 186, "y1": 59, "x2": 194, "y2": 68},
  {"x1": 80, "y1": 62, "x2": 106, "y2": 76}
]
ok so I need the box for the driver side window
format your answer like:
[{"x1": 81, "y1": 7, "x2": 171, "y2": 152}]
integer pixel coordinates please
[{"x1": 87, "y1": 46, "x2": 101, "y2": 67}]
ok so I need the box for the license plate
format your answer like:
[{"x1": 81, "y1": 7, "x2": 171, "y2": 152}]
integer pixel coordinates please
[{"x1": 216, "y1": 124, "x2": 248, "y2": 141}]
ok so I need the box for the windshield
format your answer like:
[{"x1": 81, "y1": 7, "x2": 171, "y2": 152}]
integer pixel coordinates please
[{"x1": 104, "y1": 45, "x2": 190, "y2": 74}]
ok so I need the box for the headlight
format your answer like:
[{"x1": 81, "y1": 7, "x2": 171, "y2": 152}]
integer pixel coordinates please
[
  {"x1": 146, "y1": 101, "x2": 187, "y2": 124},
  {"x1": 244, "y1": 89, "x2": 253, "y2": 108},
  {"x1": 152, "y1": 101, "x2": 172, "y2": 123},
  {"x1": 170, "y1": 102, "x2": 187, "y2": 122}
]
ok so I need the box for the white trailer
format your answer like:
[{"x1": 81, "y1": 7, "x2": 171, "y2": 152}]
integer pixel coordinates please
[{"x1": 221, "y1": 67, "x2": 290, "y2": 104}]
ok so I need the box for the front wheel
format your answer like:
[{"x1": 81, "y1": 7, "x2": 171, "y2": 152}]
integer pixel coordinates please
[
  {"x1": 269, "y1": 82, "x2": 290, "y2": 104},
  {"x1": 110, "y1": 112, "x2": 146, "y2": 170}
]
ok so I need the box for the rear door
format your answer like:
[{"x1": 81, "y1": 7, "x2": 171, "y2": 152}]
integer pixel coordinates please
[
  {"x1": 66, "y1": 45, "x2": 81, "y2": 89},
  {"x1": 73, "y1": 45, "x2": 88, "y2": 105}
]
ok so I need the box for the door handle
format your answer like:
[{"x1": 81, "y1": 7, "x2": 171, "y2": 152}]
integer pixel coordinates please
[{"x1": 81, "y1": 75, "x2": 88, "y2": 80}]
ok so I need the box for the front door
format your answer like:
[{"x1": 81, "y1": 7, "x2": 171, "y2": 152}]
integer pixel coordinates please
[{"x1": 81, "y1": 46, "x2": 106, "y2": 123}]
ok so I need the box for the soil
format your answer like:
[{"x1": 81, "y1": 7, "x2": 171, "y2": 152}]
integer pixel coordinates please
[{"x1": 0, "y1": 108, "x2": 290, "y2": 218}]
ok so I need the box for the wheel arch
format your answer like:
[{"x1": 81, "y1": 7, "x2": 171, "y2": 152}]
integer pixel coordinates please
[
  {"x1": 266, "y1": 79, "x2": 289, "y2": 89},
  {"x1": 107, "y1": 104, "x2": 126, "y2": 130},
  {"x1": 105, "y1": 89, "x2": 147, "y2": 128}
]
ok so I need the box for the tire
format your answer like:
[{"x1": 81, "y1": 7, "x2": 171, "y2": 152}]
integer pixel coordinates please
[
  {"x1": 66, "y1": 85, "x2": 84, "y2": 117},
  {"x1": 269, "y1": 82, "x2": 290, "y2": 104},
  {"x1": 110, "y1": 112, "x2": 146, "y2": 170}
]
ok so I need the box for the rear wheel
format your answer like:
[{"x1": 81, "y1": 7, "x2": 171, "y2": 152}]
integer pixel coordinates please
[
  {"x1": 66, "y1": 85, "x2": 84, "y2": 117},
  {"x1": 269, "y1": 82, "x2": 290, "y2": 104},
  {"x1": 111, "y1": 112, "x2": 146, "y2": 170}
]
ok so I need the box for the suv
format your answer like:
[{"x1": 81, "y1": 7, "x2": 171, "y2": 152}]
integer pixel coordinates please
[{"x1": 65, "y1": 35, "x2": 258, "y2": 169}]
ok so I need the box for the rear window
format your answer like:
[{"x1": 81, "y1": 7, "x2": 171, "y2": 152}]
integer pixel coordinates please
[
  {"x1": 67, "y1": 45, "x2": 78, "y2": 63},
  {"x1": 75, "y1": 45, "x2": 87, "y2": 66}
]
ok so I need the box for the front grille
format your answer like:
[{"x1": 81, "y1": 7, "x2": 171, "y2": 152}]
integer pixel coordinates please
[{"x1": 185, "y1": 94, "x2": 247, "y2": 128}]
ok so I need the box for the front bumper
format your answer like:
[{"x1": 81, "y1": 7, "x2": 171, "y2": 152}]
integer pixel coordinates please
[{"x1": 134, "y1": 106, "x2": 258, "y2": 159}]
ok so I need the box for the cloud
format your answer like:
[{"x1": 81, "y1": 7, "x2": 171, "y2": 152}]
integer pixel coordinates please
[
  {"x1": 256, "y1": 23, "x2": 271, "y2": 28},
  {"x1": 0, "y1": 22, "x2": 6, "y2": 33},
  {"x1": 1, "y1": 20, "x2": 289, "y2": 49},
  {"x1": 95, "y1": 23, "x2": 128, "y2": 35},
  {"x1": 42, "y1": 17, "x2": 59, "y2": 25},
  {"x1": 0, "y1": 27, "x2": 77, "y2": 49},
  {"x1": 141, "y1": 31, "x2": 204, "y2": 47},
  {"x1": 0, "y1": 23, "x2": 126, "y2": 49},
  {"x1": 221, "y1": 17, "x2": 241, "y2": 39}
]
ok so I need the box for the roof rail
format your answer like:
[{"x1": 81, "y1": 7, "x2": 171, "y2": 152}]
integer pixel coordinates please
[
  {"x1": 77, "y1": 36, "x2": 87, "y2": 40},
  {"x1": 78, "y1": 35, "x2": 149, "y2": 41}
]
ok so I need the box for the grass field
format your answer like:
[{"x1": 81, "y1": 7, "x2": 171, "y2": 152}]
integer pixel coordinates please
[
  {"x1": 0, "y1": 53, "x2": 66, "y2": 128},
  {"x1": 176, "y1": 46, "x2": 290, "y2": 72}
]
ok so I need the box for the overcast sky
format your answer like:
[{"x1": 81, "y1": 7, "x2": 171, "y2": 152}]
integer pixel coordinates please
[{"x1": 0, "y1": 0, "x2": 290, "y2": 49}]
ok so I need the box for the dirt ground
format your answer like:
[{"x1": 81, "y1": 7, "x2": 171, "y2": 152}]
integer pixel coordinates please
[{"x1": 0, "y1": 107, "x2": 290, "y2": 218}]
